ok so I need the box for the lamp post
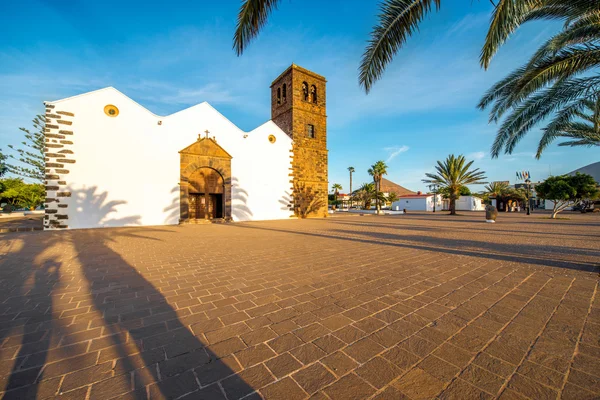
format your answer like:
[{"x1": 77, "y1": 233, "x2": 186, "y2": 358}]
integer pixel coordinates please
[
  {"x1": 429, "y1": 184, "x2": 439, "y2": 212},
  {"x1": 516, "y1": 171, "x2": 532, "y2": 215},
  {"x1": 525, "y1": 178, "x2": 531, "y2": 215}
]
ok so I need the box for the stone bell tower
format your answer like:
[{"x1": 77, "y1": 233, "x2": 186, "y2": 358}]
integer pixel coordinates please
[{"x1": 271, "y1": 64, "x2": 328, "y2": 218}]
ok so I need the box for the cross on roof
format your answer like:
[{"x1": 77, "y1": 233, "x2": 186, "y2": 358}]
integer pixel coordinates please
[{"x1": 198, "y1": 130, "x2": 210, "y2": 141}]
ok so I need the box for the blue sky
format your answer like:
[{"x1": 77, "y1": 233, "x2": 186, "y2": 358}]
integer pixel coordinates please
[{"x1": 1, "y1": 0, "x2": 598, "y2": 192}]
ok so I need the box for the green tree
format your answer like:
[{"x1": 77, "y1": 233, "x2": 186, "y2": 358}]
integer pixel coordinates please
[
  {"x1": 479, "y1": 2, "x2": 600, "y2": 158},
  {"x1": 368, "y1": 160, "x2": 388, "y2": 214},
  {"x1": 0, "y1": 150, "x2": 7, "y2": 177},
  {"x1": 331, "y1": 183, "x2": 343, "y2": 208},
  {"x1": 438, "y1": 185, "x2": 471, "y2": 199},
  {"x1": 19, "y1": 184, "x2": 45, "y2": 210},
  {"x1": 386, "y1": 191, "x2": 399, "y2": 206},
  {"x1": 422, "y1": 154, "x2": 487, "y2": 215},
  {"x1": 6, "y1": 115, "x2": 45, "y2": 182},
  {"x1": 484, "y1": 181, "x2": 510, "y2": 198},
  {"x1": 0, "y1": 178, "x2": 26, "y2": 211},
  {"x1": 352, "y1": 183, "x2": 386, "y2": 210},
  {"x1": 536, "y1": 173, "x2": 599, "y2": 218}
]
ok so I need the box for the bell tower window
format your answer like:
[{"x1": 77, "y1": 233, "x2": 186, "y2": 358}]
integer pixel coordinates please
[
  {"x1": 282, "y1": 84, "x2": 287, "y2": 102},
  {"x1": 307, "y1": 124, "x2": 315, "y2": 139},
  {"x1": 302, "y1": 82, "x2": 309, "y2": 101},
  {"x1": 310, "y1": 85, "x2": 317, "y2": 104},
  {"x1": 277, "y1": 87, "x2": 281, "y2": 105}
]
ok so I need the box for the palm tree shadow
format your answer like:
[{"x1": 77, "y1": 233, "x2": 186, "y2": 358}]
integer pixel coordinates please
[
  {"x1": 67, "y1": 188, "x2": 254, "y2": 398},
  {"x1": 279, "y1": 191, "x2": 293, "y2": 212},
  {"x1": 0, "y1": 254, "x2": 61, "y2": 399},
  {"x1": 1, "y1": 187, "x2": 255, "y2": 399},
  {"x1": 162, "y1": 185, "x2": 181, "y2": 224},
  {"x1": 231, "y1": 177, "x2": 253, "y2": 221}
]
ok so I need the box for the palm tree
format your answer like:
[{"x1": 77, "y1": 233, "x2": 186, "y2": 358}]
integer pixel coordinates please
[
  {"x1": 484, "y1": 181, "x2": 510, "y2": 199},
  {"x1": 368, "y1": 160, "x2": 388, "y2": 214},
  {"x1": 348, "y1": 166, "x2": 355, "y2": 194},
  {"x1": 348, "y1": 166, "x2": 355, "y2": 207},
  {"x1": 479, "y1": 1, "x2": 600, "y2": 158},
  {"x1": 536, "y1": 97, "x2": 600, "y2": 157},
  {"x1": 352, "y1": 183, "x2": 387, "y2": 210},
  {"x1": 233, "y1": 1, "x2": 570, "y2": 93},
  {"x1": 387, "y1": 192, "x2": 399, "y2": 207},
  {"x1": 331, "y1": 183, "x2": 342, "y2": 209},
  {"x1": 423, "y1": 154, "x2": 487, "y2": 215}
]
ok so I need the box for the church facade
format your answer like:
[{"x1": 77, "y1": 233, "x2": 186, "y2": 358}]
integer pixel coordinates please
[{"x1": 42, "y1": 65, "x2": 328, "y2": 230}]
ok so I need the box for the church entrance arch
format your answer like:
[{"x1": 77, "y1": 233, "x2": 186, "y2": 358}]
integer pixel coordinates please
[
  {"x1": 188, "y1": 167, "x2": 224, "y2": 220},
  {"x1": 179, "y1": 137, "x2": 232, "y2": 222}
]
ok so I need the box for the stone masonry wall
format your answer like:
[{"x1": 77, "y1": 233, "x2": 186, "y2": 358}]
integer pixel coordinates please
[
  {"x1": 44, "y1": 104, "x2": 75, "y2": 230},
  {"x1": 271, "y1": 65, "x2": 328, "y2": 218}
]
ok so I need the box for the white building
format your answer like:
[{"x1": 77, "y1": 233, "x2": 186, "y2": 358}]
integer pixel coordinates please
[
  {"x1": 392, "y1": 194, "x2": 443, "y2": 212},
  {"x1": 454, "y1": 195, "x2": 485, "y2": 211},
  {"x1": 43, "y1": 65, "x2": 329, "y2": 229}
]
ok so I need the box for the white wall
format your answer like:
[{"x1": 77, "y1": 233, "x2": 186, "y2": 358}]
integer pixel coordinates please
[
  {"x1": 392, "y1": 198, "x2": 428, "y2": 211},
  {"x1": 392, "y1": 196, "x2": 442, "y2": 211},
  {"x1": 456, "y1": 196, "x2": 485, "y2": 211},
  {"x1": 47, "y1": 88, "x2": 293, "y2": 229}
]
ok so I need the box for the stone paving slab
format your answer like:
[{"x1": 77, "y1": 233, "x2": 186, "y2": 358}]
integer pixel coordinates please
[{"x1": 0, "y1": 212, "x2": 598, "y2": 399}]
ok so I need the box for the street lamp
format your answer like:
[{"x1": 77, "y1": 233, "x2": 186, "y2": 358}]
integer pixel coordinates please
[
  {"x1": 516, "y1": 171, "x2": 532, "y2": 215},
  {"x1": 429, "y1": 184, "x2": 439, "y2": 212},
  {"x1": 525, "y1": 178, "x2": 531, "y2": 215}
]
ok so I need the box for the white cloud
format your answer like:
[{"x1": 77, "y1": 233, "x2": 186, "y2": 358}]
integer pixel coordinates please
[
  {"x1": 468, "y1": 151, "x2": 486, "y2": 160},
  {"x1": 385, "y1": 145, "x2": 410, "y2": 163}
]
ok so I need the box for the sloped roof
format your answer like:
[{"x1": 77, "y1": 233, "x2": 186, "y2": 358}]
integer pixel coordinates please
[
  {"x1": 379, "y1": 178, "x2": 416, "y2": 196},
  {"x1": 568, "y1": 161, "x2": 600, "y2": 183}
]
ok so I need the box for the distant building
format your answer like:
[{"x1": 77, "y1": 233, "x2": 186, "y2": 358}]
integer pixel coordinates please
[{"x1": 392, "y1": 193, "x2": 442, "y2": 212}]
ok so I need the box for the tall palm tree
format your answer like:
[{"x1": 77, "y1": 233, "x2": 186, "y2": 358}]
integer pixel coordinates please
[
  {"x1": 331, "y1": 183, "x2": 343, "y2": 208},
  {"x1": 479, "y1": 1, "x2": 600, "y2": 158},
  {"x1": 348, "y1": 166, "x2": 355, "y2": 207},
  {"x1": 233, "y1": 1, "x2": 565, "y2": 92},
  {"x1": 368, "y1": 160, "x2": 388, "y2": 214},
  {"x1": 348, "y1": 167, "x2": 355, "y2": 195},
  {"x1": 423, "y1": 154, "x2": 487, "y2": 215},
  {"x1": 536, "y1": 97, "x2": 600, "y2": 157}
]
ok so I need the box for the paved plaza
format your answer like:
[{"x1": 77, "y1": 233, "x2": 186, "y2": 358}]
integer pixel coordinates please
[{"x1": 0, "y1": 212, "x2": 599, "y2": 399}]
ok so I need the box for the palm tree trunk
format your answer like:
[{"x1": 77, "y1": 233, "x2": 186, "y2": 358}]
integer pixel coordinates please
[{"x1": 450, "y1": 194, "x2": 457, "y2": 215}]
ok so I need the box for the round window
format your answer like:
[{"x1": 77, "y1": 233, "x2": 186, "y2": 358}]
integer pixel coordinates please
[
  {"x1": 268, "y1": 135, "x2": 276, "y2": 144},
  {"x1": 104, "y1": 105, "x2": 119, "y2": 117}
]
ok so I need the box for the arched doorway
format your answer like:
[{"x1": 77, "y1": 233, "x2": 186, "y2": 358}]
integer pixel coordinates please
[
  {"x1": 179, "y1": 136, "x2": 232, "y2": 223},
  {"x1": 188, "y1": 167, "x2": 225, "y2": 220}
]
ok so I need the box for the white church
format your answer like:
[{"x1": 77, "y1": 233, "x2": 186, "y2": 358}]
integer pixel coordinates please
[{"x1": 43, "y1": 64, "x2": 329, "y2": 230}]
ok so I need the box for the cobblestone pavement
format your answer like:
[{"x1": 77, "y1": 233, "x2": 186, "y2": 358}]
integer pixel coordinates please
[{"x1": 0, "y1": 213, "x2": 599, "y2": 399}]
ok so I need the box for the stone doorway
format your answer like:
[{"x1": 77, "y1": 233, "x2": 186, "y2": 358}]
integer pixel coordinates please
[
  {"x1": 189, "y1": 193, "x2": 223, "y2": 220},
  {"x1": 179, "y1": 137, "x2": 232, "y2": 223}
]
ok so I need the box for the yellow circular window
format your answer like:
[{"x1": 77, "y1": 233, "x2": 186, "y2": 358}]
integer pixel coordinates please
[
  {"x1": 104, "y1": 105, "x2": 119, "y2": 117},
  {"x1": 268, "y1": 135, "x2": 276, "y2": 144}
]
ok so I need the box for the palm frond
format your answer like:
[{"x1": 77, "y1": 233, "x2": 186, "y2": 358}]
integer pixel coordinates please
[
  {"x1": 481, "y1": 0, "x2": 541, "y2": 69},
  {"x1": 490, "y1": 75, "x2": 600, "y2": 158},
  {"x1": 527, "y1": 16, "x2": 600, "y2": 67},
  {"x1": 233, "y1": 0, "x2": 282, "y2": 56},
  {"x1": 535, "y1": 96, "x2": 597, "y2": 157},
  {"x1": 359, "y1": 0, "x2": 440, "y2": 93}
]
